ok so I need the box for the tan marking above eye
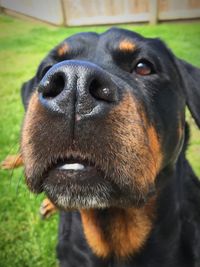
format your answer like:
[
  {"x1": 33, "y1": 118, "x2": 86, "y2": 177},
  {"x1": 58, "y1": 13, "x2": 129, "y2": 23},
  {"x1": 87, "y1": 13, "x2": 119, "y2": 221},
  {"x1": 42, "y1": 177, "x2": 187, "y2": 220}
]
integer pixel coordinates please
[
  {"x1": 119, "y1": 40, "x2": 136, "y2": 52},
  {"x1": 57, "y1": 43, "x2": 69, "y2": 56}
]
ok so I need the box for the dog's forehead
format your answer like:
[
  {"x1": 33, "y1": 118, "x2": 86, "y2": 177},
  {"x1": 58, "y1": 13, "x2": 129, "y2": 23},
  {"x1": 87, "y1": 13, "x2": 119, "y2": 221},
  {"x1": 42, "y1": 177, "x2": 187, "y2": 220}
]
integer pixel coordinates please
[
  {"x1": 57, "y1": 28, "x2": 170, "y2": 61},
  {"x1": 65, "y1": 28, "x2": 145, "y2": 49},
  {"x1": 101, "y1": 28, "x2": 145, "y2": 41}
]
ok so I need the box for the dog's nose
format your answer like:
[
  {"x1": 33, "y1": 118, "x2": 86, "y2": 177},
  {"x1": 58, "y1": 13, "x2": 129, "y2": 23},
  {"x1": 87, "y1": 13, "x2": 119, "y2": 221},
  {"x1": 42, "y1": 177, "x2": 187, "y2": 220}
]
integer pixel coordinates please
[{"x1": 38, "y1": 60, "x2": 119, "y2": 118}]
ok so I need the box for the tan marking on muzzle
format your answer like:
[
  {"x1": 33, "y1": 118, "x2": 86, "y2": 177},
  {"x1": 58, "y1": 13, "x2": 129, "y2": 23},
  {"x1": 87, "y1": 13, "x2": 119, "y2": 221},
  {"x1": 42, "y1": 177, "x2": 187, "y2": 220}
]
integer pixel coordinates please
[
  {"x1": 21, "y1": 92, "x2": 46, "y2": 181},
  {"x1": 106, "y1": 92, "x2": 162, "y2": 193}
]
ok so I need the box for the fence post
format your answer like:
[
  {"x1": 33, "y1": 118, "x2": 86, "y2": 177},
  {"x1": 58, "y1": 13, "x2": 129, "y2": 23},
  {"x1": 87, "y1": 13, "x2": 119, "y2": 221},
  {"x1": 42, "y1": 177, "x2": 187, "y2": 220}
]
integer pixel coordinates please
[
  {"x1": 60, "y1": 0, "x2": 67, "y2": 26},
  {"x1": 149, "y1": 0, "x2": 158, "y2": 24},
  {"x1": 0, "y1": 0, "x2": 3, "y2": 13}
]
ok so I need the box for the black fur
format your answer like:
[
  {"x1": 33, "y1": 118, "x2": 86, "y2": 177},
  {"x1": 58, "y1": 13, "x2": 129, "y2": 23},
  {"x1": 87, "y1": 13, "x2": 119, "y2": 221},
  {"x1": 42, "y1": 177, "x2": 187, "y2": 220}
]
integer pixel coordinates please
[
  {"x1": 21, "y1": 28, "x2": 200, "y2": 267},
  {"x1": 55, "y1": 126, "x2": 200, "y2": 267}
]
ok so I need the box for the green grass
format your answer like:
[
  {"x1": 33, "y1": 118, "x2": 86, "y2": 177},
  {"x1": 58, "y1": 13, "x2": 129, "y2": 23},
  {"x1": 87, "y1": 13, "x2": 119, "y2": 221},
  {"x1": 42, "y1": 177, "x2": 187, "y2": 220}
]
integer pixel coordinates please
[{"x1": 0, "y1": 14, "x2": 200, "y2": 267}]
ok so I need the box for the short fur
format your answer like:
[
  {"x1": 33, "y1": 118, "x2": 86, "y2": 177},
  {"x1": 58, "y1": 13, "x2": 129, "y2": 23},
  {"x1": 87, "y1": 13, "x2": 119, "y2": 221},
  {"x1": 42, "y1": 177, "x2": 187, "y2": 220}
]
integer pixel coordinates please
[{"x1": 20, "y1": 28, "x2": 200, "y2": 267}]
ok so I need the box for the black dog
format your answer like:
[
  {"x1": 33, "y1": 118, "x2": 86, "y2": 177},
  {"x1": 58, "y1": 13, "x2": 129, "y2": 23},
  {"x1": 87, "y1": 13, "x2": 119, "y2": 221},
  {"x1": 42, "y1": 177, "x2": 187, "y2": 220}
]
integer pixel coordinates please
[{"x1": 21, "y1": 28, "x2": 200, "y2": 267}]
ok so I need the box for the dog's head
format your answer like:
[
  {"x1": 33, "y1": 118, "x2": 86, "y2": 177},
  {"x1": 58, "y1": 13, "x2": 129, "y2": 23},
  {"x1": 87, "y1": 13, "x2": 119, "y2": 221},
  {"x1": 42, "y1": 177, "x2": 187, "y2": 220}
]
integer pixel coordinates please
[{"x1": 21, "y1": 28, "x2": 200, "y2": 210}]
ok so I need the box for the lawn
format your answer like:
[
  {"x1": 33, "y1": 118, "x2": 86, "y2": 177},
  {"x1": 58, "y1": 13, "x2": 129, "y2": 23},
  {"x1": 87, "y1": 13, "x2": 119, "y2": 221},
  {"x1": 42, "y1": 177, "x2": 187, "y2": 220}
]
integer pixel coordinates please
[{"x1": 0, "y1": 14, "x2": 200, "y2": 267}]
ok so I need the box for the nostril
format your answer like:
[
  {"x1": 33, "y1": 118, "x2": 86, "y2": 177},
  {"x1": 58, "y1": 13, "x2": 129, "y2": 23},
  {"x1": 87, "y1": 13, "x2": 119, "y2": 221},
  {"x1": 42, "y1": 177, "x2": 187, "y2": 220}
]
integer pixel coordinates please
[
  {"x1": 39, "y1": 72, "x2": 66, "y2": 99},
  {"x1": 89, "y1": 79, "x2": 115, "y2": 102}
]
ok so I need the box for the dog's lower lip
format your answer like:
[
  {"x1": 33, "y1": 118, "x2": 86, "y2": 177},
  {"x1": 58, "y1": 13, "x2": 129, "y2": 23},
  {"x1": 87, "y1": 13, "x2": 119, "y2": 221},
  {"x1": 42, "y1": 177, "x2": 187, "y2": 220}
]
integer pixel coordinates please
[{"x1": 44, "y1": 158, "x2": 104, "y2": 183}]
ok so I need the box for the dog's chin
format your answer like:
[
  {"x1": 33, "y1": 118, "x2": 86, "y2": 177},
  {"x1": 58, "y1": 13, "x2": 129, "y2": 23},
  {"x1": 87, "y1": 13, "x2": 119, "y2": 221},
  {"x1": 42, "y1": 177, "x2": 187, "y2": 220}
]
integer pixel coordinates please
[
  {"x1": 26, "y1": 159, "x2": 153, "y2": 209},
  {"x1": 42, "y1": 163, "x2": 113, "y2": 209}
]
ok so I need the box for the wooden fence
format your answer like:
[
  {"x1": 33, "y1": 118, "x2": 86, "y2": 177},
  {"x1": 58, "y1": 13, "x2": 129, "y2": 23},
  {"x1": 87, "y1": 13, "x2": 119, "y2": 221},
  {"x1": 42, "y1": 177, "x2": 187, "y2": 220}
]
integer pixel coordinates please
[{"x1": 1, "y1": 0, "x2": 200, "y2": 26}]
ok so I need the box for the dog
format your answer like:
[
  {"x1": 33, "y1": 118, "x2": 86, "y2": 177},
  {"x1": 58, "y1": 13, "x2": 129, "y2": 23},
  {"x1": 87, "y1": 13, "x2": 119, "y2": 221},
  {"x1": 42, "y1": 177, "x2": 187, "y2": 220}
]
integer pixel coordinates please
[{"x1": 18, "y1": 28, "x2": 200, "y2": 266}]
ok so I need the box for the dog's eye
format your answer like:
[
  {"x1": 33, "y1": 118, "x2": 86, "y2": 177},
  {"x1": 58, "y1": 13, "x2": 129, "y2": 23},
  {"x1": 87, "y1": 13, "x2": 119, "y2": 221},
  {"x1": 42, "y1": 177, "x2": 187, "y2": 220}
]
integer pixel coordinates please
[{"x1": 134, "y1": 60, "x2": 154, "y2": 76}]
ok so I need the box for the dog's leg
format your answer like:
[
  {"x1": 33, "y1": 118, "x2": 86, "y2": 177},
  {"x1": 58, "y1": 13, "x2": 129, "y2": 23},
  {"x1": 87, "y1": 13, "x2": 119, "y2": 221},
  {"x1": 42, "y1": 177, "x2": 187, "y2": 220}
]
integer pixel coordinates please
[
  {"x1": 1, "y1": 153, "x2": 23, "y2": 170},
  {"x1": 40, "y1": 198, "x2": 57, "y2": 219},
  {"x1": 1, "y1": 155, "x2": 57, "y2": 219}
]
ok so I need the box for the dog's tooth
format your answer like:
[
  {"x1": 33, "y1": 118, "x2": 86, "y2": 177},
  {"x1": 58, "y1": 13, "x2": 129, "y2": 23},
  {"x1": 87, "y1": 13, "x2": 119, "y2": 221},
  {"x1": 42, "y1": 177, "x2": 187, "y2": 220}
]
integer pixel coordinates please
[{"x1": 58, "y1": 163, "x2": 85, "y2": 170}]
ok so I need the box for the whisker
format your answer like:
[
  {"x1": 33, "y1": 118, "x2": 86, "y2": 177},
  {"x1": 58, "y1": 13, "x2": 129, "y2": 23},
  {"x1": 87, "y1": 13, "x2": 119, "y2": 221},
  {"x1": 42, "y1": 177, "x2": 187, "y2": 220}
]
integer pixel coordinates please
[{"x1": 15, "y1": 170, "x2": 24, "y2": 197}]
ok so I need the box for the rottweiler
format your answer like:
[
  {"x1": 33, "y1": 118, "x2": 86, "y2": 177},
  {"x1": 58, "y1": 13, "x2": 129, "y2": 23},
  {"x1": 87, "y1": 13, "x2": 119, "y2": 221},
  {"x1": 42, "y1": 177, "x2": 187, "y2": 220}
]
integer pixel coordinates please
[{"x1": 9, "y1": 28, "x2": 200, "y2": 266}]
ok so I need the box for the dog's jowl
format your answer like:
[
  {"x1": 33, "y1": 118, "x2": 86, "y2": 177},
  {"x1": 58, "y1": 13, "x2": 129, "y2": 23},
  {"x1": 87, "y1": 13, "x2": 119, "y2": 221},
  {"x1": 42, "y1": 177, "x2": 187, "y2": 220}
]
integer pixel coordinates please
[{"x1": 21, "y1": 28, "x2": 200, "y2": 267}]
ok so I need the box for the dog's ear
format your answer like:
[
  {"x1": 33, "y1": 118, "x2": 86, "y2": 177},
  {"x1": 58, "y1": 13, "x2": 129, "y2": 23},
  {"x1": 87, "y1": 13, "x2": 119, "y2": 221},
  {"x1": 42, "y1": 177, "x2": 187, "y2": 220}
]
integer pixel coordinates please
[
  {"x1": 176, "y1": 59, "x2": 200, "y2": 128},
  {"x1": 21, "y1": 77, "x2": 37, "y2": 110}
]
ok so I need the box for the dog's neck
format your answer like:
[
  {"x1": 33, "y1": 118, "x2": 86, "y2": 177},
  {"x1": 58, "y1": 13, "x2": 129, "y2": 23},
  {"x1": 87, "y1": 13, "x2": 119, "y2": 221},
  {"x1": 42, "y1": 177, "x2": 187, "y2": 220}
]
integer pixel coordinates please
[
  {"x1": 80, "y1": 125, "x2": 192, "y2": 260},
  {"x1": 79, "y1": 167, "x2": 183, "y2": 260},
  {"x1": 80, "y1": 197, "x2": 156, "y2": 259}
]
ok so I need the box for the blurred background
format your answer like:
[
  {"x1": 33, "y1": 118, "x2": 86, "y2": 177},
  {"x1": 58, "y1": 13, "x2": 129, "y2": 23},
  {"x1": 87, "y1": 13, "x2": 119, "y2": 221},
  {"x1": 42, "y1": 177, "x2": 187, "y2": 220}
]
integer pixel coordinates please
[
  {"x1": 0, "y1": 1, "x2": 200, "y2": 267},
  {"x1": 1, "y1": 0, "x2": 200, "y2": 26}
]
